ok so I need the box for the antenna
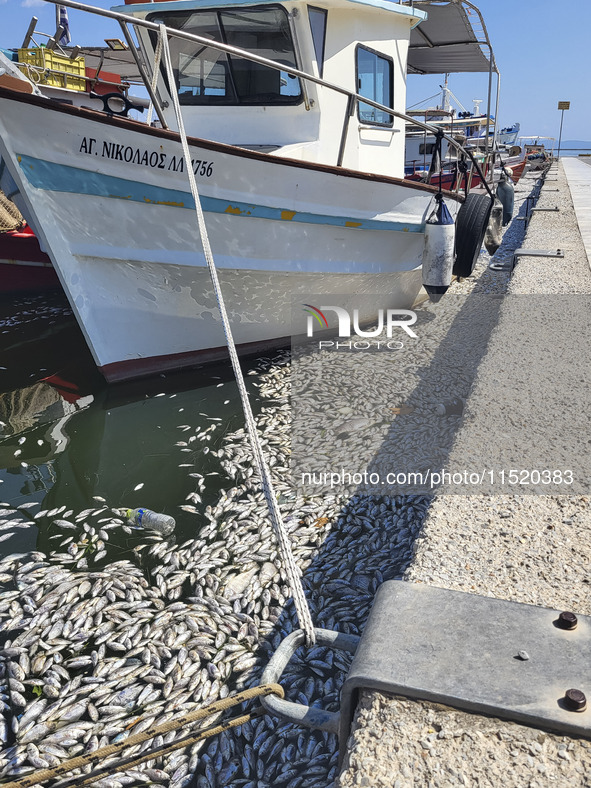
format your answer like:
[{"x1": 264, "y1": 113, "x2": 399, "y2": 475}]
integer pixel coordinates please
[
  {"x1": 448, "y1": 87, "x2": 467, "y2": 114},
  {"x1": 441, "y1": 73, "x2": 451, "y2": 113},
  {"x1": 472, "y1": 99, "x2": 483, "y2": 116}
]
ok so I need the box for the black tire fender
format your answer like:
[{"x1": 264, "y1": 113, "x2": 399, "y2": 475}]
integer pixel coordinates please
[{"x1": 453, "y1": 193, "x2": 494, "y2": 277}]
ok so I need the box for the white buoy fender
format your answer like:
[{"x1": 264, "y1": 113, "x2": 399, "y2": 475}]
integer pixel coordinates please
[
  {"x1": 422, "y1": 194, "x2": 455, "y2": 302},
  {"x1": 496, "y1": 174, "x2": 515, "y2": 226},
  {"x1": 484, "y1": 198, "x2": 503, "y2": 255}
]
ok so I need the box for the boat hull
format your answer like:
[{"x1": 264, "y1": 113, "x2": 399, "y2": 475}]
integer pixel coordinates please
[
  {"x1": 405, "y1": 153, "x2": 528, "y2": 192},
  {"x1": 0, "y1": 89, "x2": 460, "y2": 381},
  {"x1": 0, "y1": 229, "x2": 59, "y2": 294}
]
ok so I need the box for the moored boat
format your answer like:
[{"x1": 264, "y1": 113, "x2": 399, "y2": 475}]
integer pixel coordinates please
[
  {"x1": 407, "y1": 146, "x2": 529, "y2": 190},
  {"x1": 0, "y1": 0, "x2": 498, "y2": 382},
  {"x1": 0, "y1": 186, "x2": 57, "y2": 293},
  {"x1": 0, "y1": 22, "x2": 149, "y2": 294},
  {"x1": 405, "y1": 84, "x2": 495, "y2": 176},
  {"x1": 519, "y1": 137, "x2": 555, "y2": 171},
  {"x1": 0, "y1": 226, "x2": 59, "y2": 294},
  {"x1": 498, "y1": 122, "x2": 520, "y2": 146}
]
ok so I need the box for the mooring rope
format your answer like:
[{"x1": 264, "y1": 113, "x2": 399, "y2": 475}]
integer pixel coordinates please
[
  {"x1": 1, "y1": 684, "x2": 284, "y2": 788},
  {"x1": 146, "y1": 26, "x2": 164, "y2": 127},
  {"x1": 159, "y1": 27, "x2": 316, "y2": 647}
]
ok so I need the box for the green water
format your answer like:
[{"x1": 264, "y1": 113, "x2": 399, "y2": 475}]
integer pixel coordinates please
[{"x1": 0, "y1": 290, "x2": 258, "y2": 557}]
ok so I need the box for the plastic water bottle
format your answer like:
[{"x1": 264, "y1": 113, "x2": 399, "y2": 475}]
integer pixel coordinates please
[
  {"x1": 436, "y1": 397, "x2": 464, "y2": 416},
  {"x1": 126, "y1": 508, "x2": 175, "y2": 536}
]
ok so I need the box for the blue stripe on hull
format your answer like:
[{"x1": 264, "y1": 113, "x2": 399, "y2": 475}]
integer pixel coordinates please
[{"x1": 16, "y1": 154, "x2": 424, "y2": 234}]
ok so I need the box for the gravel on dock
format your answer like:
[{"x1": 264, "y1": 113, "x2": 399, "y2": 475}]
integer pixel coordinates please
[{"x1": 337, "y1": 161, "x2": 591, "y2": 787}]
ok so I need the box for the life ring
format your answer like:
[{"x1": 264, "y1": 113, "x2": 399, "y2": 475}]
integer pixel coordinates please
[{"x1": 453, "y1": 192, "x2": 494, "y2": 277}]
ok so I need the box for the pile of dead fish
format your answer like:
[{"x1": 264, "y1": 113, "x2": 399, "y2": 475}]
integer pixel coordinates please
[{"x1": 0, "y1": 350, "x2": 430, "y2": 788}]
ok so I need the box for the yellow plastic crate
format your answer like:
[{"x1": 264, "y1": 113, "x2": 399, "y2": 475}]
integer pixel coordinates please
[{"x1": 18, "y1": 47, "x2": 86, "y2": 91}]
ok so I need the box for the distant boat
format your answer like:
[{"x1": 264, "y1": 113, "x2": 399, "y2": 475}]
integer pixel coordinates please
[
  {"x1": 498, "y1": 123, "x2": 520, "y2": 146},
  {"x1": 406, "y1": 151, "x2": 528, "y2": 191},
  {"x1": 518, "y1": 137, "x2": 555, "y2": 170},
  {"x1": 405, "y1": 77, "x2": 495, "y2": 174}
]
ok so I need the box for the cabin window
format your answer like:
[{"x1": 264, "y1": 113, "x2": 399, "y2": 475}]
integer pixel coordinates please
[
  {"x1": 419, "y1": 143, "x2": 435, "y2": 155},
  {"x1": 355, "y1": 45, "x2": 393, "y2": 126},
  {"x1": 307, "y1": 7, "x2": 327, "y2": 77},
  {"x1": 149, "y1": 6, "x2": 302, "y2": 106}
]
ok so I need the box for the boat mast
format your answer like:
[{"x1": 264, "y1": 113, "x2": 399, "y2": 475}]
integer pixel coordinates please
[{"x1": 441, "y1": 73, "x2": 451, "y2": 113}]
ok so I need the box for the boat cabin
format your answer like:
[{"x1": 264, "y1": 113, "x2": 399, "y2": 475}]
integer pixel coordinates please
[{"x1": 117, "y1": 0, "x2": 426, "y2": 177}]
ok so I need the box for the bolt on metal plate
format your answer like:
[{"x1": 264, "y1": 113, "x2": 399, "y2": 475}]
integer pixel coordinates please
[
  {"x1": 340, "y1": 582, "x2": 591, "y2": 751},
  {"x1": 558, "y1": 611, "x2": 578, "y2": 630}
]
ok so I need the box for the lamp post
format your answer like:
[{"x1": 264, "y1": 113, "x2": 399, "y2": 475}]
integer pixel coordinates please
[{"x1": 557, "y1": 101, "x2": 570, "y2": 159}]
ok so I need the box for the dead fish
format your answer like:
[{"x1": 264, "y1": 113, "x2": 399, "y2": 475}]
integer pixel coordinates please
[{"x1": 223, "y1": 568, "x2": 258, "y2": 600}]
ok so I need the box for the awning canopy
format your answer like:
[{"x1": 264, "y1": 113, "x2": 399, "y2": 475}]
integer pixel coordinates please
[
  {"x1": 406, "y1": 1, "x2": 495, "y2": 74},
  {"x1": 65, "y1": 47, "x2": 143, "y2": 82}
]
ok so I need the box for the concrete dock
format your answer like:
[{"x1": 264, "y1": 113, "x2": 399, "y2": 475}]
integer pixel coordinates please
[
  {"x1": 337, "y1": 159, "x2": 591, "y2": 787},
  {"x1": 563, "y1": 157, "x2": 591, "y2": 266}
]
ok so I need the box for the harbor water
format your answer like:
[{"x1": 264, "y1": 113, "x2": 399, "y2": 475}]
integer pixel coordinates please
[{"x1": 0, "y1": 290, "x2": 250, "y2": 556}]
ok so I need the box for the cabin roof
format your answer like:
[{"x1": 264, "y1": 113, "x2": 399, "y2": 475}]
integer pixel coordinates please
[
  {"x1": 113, "y1": 1, "x2": 495, "y2": 74},
  {"x1": 106, "y1": 0, "x2": 496, "y2": 82},
  {"x1": 113, "y1": 0, "x2": 426, "y2": 25}
]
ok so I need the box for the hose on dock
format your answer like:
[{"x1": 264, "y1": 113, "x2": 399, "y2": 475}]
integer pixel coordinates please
[{"x1": 1, "y1": 683, "x2": 284, "y2": 788}]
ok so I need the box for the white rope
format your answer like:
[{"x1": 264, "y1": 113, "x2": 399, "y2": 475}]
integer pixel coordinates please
[
  {"x1": 159, "y1": 27, "x2": 316, "y2": 647},
  {"x1": 146, "y1": 26, "x2": 164, "y2": 127}
]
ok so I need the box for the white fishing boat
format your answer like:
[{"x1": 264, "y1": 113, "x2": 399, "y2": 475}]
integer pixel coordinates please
[
  {"x1": 405, "y1": 86, "x2": 493, "y2": 175},
  {"x1": 0, "y1": 0, "x2": 498, "y2": 382},
  {"x1": 498, "y1": 123, "x2": 520, "y2": 146},
  {"x1": 405, "y1": 110, "x2": 490, "y2": 177},
  {"x1": 519, "y1": 136, "x2": 556, "y2": 171}
]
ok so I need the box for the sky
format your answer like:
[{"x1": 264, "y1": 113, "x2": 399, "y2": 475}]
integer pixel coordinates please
[{"x1": 0, "y1": 0, "x2": 589, "y2": 143}]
